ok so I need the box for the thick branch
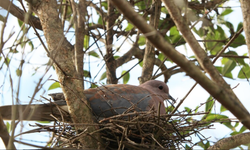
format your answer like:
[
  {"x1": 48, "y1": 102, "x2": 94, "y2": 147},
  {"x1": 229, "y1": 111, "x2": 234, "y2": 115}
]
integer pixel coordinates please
[
  {"x1": 105, "y1": 1, "x2": 117, "y2": 84},
  {"x1": 0, "y1": 0, "x2": 42, "y2": 30},
  {"x1": 162, "y1": 0, "x2": 250, "y2": 128},
  {"x1": 70, "y1": 0, "x2": 85, "y2": 86},
  {"x1": 239, "y1": 0, "x2": 250, "y2": 60},
  {"x1": 208, "y1": 132, "x2": 250, "y2": 150},
  {"x1": 110, "y1": 0, "x2": 250, "y2": 129},
  {"x1": 0, "y1": 115, "x2": 16, "y2": 149},
  {"x1": 32, "y1": 0, "x2": 100, "y2": 148},
  {"x1": 140, "y1": 0, "x2": 161, "y2": 84}
]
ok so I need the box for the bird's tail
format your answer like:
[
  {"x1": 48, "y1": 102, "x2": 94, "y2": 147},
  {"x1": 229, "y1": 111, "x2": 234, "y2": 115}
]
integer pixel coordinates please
[{"x1": 0, "y1": 100, "x2": 70, "y2": 121}]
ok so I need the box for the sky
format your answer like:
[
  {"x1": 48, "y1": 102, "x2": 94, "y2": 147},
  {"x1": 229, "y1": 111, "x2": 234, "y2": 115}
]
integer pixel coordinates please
[{"x1": 0, "y1": 0, "x2": 249, "y2": 149}]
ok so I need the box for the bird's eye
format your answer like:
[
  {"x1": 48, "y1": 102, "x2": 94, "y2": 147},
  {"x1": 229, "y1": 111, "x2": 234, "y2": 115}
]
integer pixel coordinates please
[{"x1": 158, "y1": 85, "x2": 163, "y2": 90}]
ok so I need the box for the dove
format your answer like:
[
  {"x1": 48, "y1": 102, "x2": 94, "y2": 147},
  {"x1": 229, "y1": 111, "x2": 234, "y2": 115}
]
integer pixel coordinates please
[{"x1": 0, "y1": 80, "x2": 174, "y2": 121}]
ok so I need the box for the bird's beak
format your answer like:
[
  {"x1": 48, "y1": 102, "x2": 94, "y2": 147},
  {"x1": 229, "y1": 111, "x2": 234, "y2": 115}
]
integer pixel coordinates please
[{"x1": 168, "y1": 94, "x2": 175, "y2": 102}]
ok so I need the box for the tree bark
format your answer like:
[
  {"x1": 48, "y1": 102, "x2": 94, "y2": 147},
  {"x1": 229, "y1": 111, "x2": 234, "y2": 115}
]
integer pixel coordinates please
[{"x1": 29, "y1": 0, "x2": 101, "y2": 148}]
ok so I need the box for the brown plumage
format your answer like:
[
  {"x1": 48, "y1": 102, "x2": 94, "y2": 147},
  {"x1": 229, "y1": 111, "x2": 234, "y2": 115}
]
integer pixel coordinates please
[{"x1": 0, "y1": 80, "x2": 174, "y2": 121}]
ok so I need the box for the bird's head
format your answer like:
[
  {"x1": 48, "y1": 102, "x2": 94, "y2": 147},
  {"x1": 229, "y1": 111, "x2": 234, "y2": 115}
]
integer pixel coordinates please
[{"x1": 139, "y1": 80, "x2": 175, "y2": 102}]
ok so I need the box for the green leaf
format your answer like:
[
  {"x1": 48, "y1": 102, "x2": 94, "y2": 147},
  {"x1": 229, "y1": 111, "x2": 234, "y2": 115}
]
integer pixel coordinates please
[
  {"x1": 48, "y1": 82, "x2": 61, "y2": 90},
  {"x1": 98, "y1": 16, "x2": 103, "y2": 25},
  {"x1": 83, "y1": 70, "x2": 91, "y2": 78},
  {"x1": 220, "y1": 8, "x2": 233, "y2": 16},
  {"x1": 158, "y1": 53, "x2": 165, "y2": 61},
  {"x1": 230, "y1": 34, "x2": 245, "y2": 48},
  {"x1": 205, "y1": 96, "x2": 214, "y2": 112},
  {"x1": 114, "y1": 56, "x2": 120, "y2": 59},
  {"x1": 170, "y1": 26, "x2": 179, "y2": 36},
  {"x1": 84, "y1": 35, "x2": 90, "y2": 50},
  {"x1": 9, "y1": 48, "x2": 19, "y2": 53},
  {"x1": 239, "y1": 126, "x2": 247, "y2": 133},
  {"x1": 184, "y1": 107, "x2": 191, "y2": 113},
  {"x1": 220, "y1": 105, "x2": 227, "y2": 112},
  {"x1": 205, "y1": 114, "x2": 228, "y2": 122},
  {"x1": 225, "y1": 51, "x2": 246, "y2": 65},
  {"x1": 221, "y1": 58, "x2": 229, "y2": 65},
  {"x1": 138, "y1": 36, "x2": 146, "y2": 46},
  {"x1": 101, "y1": 2, "x2": 108, "y2": 10},
  {"x1": 139, "y1": 60, "x2": 143, "y2": 67},
  {"x1": 135, "y1": 0, "x2": 148, "y2": 10},
  {"x1": 223, "y1": 121, "x2": 234, "y2": 130},
  {"x1": 121, "y1": 70, "x2": 130, "y2": 84},
  {"x1": 4, "y1": 57, "x2": 10, "y2": 66},
  {"x1": 100, "y1": 72, "x2": 106, "y2": 81},
  {"x1": 222, "y1": 59, "x2": 236, "y2": 75},
  {"x1": 18, "y1": 19, "x2": 24, "y2": 27},
  {"x1": 88, "y1": 50, "x2": 99, "y2": 58},
  {"x1": 16, "y1": 69, "x2": 22, "y2": 76},
  {"x1": 238, "y1": 65, "x2": 250, "y2": 79},
  {"x1": 6, "y1": 122, "x2": 11, "y2": 133},
  {"x1": 236, "y1": 22, "x2": 243, "y2": 32},
  {"x1": 125, "y1": 23, "x2": 134, "y2": 32},
  {"x1": 37, "y1": 121, "x2": 50, "y2": 124},
  {"x1": 204, "y1": 141, "x2": 210, "y2": 149}
]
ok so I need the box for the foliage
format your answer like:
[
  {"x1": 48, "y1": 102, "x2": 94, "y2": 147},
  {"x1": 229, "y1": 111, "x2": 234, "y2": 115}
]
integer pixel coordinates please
[{"x1": 0, "y1": 0, "x2": 249, "y2": 149}]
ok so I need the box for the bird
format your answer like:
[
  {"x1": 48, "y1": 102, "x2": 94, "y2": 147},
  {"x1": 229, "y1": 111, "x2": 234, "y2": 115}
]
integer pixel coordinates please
[{"x1": 0, "y1": 80, "x2": 175, "y2": 122}]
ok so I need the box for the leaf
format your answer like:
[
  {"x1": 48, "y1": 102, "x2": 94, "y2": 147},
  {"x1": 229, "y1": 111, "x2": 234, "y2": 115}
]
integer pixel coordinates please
[
  {"x1": 139, "y1": 60, "x2": 143, "y2": 67},
  {"x1": 100, "y1": 72, "x2": 106, "y2": 81},
  {"x1": 18, "y1": 19, "x2": 24, "y2": 27},
  {"x1": 184, "y1": 107, "x2": 191, "y2": 113},
  {"x1": 220, "y1": 105, "x2": 227, "y2": 112},
  {"x1": 205, "y1": 114, "x2": 228, "y2": 122},
  {"x1": 236, "y1": 22, "x2": 243, "y2": 32},
  {"x1": 158, "y1": 53, "x2": 165, "y2": 61},
  {"x1": 230, "y1": 34, "x2": 245, "y2": 48},
  {"x1": 239, "y1": 126, "x2": 247, "y2": 133},
  {"x1": 88, "y1": 50, "x2": 99, "y2": 58},
  {"x1": 84, "y1": 35, "x2": 90, "y2": 50},
  {"x1": 114, "y1": 56, "x2": 120, "y2": 59},
  {"x1": 6, "y1": 122, "x2": 11, "y2": 133},
  {"x1": 205, "y1": 96, "x2": 214, "y2": 112},
  {"x1": 37, "y1": 121, "x2": 50, "y2": 124},
  {"x1": 98, "y1": 16, "x2": 103, "y2": 25},
  {"x1": 101, "y1": 1, "x2": 108, "y2": 10},
  {"x1": 16, "y1": 69, "x2": 22, "y2": 76},
  {"x1": 222, "y1": 59, "x2": 236, "y2": 75},
  {"x1": 238, "y1": 65, "x2": 250, "y2": 79},
  {"x1": 4, "y1": 57, "x2": 10, "y2": 66},
  {"x1": 48, "y1": 82, "x2": 61, "y2": 90},
  {"x1": 83, "y1": 70, "x2": 91, "y2": 78},
  {"x1": 125, "y1": 23, "x2": 134, "y2": 32},
  {"x1": 222, "y1": 121, "x2": 234, "y2": 130},
  {"x1": 121, "y1": 70, "x2": 130, "y2": 84},
  {"x1": 138, "y1": 36, "x2": 146, "y2": 46},
  {"x1": 220, "y1": 8, "x2": 233, "y2": 16}
]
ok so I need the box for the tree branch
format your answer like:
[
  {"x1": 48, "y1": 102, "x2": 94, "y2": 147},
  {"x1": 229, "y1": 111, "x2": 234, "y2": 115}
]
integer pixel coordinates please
[
  {"x1": 162, "y1": 0, "x2": 250, "y2": 128},
  {"x1": 208, "y1": 132, "x2": 250, "y2": 149},
  {"x1": 110, "y1": 0, "x2": 250, "y2": 130},
  {"x1": 0, "y1": 0, "x2": 42, "y2": 30},
  {"x1": 30, "y1": 0, "x2": 101, "y2": 148},
  {"x1": 239, "y1": 0, "x2": 250, "y2": 60}
]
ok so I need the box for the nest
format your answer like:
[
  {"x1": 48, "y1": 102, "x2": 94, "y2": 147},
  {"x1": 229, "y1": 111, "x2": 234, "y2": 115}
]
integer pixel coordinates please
[{"x1": 29, "y1": 109, "x2": 213, "y2": 149}]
